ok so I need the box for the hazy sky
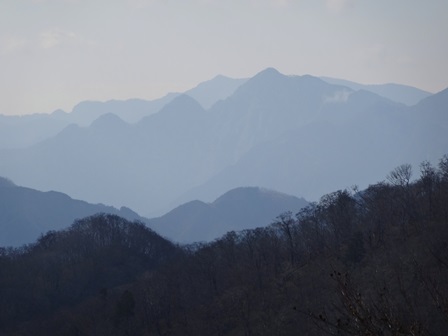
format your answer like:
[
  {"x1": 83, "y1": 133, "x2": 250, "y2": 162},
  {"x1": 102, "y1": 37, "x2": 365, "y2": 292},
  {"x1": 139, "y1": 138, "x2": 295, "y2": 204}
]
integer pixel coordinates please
[{"x1": 1, "y1": 0, "x2": 447, "y2": 115}]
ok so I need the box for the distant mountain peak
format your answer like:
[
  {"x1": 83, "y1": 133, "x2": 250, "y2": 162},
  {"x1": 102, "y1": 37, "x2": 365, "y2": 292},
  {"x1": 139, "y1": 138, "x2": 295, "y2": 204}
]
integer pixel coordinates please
[
  {"x1": 258, "y1": 186, "x2": 297, "y2": 198},
  {"x1": 211, "y1": 74, "x2": 231, "y2": 81},
  {"x1": 231, "y1": 67, "x2": 288, "y2": 98},
  {"x1": 212, "y1": 186, "x2": 304, "y2": 207},
  {"x1": 159, "y1": 94, "x2": 205, "y2": 115},
  {"x1": 213, "y1": 186, "x2": 263, "y2": 204},
  {"x1": 150, "y1": 186, "x2": 307, "y2": 243},
  {"x1": 150, "y1": 187, "x2": 308, "y2": 243},
  {"x1": 90, "y1": 113, "x2": 127, "y2": 129},
  {"x1": 51, "y1": 109, "x2": 67, "y2": 116},
  {"x1": 171, "y1": 93, "x2": 203, "y2": 106},
  {"x1": 253, "y1": 67, "x2": 283, "y2": 80}
]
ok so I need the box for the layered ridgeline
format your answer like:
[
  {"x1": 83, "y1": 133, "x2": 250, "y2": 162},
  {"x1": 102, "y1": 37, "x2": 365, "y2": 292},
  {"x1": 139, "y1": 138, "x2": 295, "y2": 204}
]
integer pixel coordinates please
[
  {"x1": 0, "y1": 178, "x2": 306, "y2": 246},
  {"x1": 0, "y1": 177, "x2": 148, "y2": 247},
  {"x1": 320, "y1": 76, "x2": 431, "y2": 106},
  {"x1": 0, "y1": 68, "x2": 446, "y2": 217},
  {"x1": 0, "y1": 75, "x2": 246, "y2": 149},
  {"x1": 150, "y1": 187, "x2": 308, "y2": 243}
]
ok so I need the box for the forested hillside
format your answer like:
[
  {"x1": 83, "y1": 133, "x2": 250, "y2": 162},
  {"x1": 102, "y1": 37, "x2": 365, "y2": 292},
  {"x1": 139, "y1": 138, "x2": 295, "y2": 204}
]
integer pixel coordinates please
[{"x1": 1, "y1": 156, "x2": 447, "y2": 335}]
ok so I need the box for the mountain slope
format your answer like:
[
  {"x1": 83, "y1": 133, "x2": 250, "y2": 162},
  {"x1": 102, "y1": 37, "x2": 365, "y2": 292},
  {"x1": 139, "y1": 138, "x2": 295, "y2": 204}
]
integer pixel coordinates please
[
  {"x1": 150, "y1": 187, "x2": 308, "y2": 242},
  {"x1": 185, "y1": 75, "x2": 248, "y2": 109},
  {"x1": 179, "y1": 86, "x2": 446, "y2": 204},
  {"x1": 412, "y1": 87, "x2": 448, "y2": 127},
  {"x1": 0, "y1": 95, "x2": 216, "y2": 216},
  {"x1": 0, "y1": 177, "x2": 149, "y2": 247},
  {"x1": 0, "y1": 113, "x2": 72, "y2": 149}
]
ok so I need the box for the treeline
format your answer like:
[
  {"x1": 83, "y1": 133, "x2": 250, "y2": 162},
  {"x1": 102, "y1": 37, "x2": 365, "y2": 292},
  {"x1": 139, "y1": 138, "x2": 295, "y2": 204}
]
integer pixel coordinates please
[{"x1": 1, "y1": 156, "x2": 448, "y2": 335}]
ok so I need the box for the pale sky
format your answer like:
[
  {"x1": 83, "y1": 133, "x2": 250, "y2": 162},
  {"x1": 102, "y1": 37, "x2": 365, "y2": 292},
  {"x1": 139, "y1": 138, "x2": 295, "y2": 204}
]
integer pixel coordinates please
[{"x1": 1, "y1": 0, "x2": 447, "y2": 115}]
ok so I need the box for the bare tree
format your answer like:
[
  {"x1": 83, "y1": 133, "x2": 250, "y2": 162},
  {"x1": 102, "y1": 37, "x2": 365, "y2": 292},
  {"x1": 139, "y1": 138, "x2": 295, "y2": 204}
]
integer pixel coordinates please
[{"x1": 387, "y1": 164, "x2": 413, "y2": 187}]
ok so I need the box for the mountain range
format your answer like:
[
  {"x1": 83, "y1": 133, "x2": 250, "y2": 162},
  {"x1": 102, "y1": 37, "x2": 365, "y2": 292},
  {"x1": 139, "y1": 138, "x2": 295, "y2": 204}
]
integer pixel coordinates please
[
  {"x1": 0, "y1": 71, "x2": 433, "y2": 150},
  {"x1": 0, "y1": 177, "x2": 307, "y2": 246},
  {"x1": 0, "y1": 68, "x2": 446, "y2": 219},
  {"x1": 0, "y1": 75, "x2": 245, "y2": 149}
]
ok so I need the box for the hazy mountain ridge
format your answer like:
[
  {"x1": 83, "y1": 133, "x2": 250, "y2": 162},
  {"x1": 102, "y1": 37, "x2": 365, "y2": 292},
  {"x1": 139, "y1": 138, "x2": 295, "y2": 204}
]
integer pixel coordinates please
[
  {"x1": 0, "y1": 71, "x2": 432, "y2": 150},
  {"x1": 173, "y1": 71, "x2": 443, "y2": 205},
  {"x1": 0, "y1": 68, "x2": 446, "y2": 217},
  {"x1": 68, "y1": 95, "x2": 179, "y2": 125},
  {"x1": 412, "y1": 87, "x2": 448, "y2": 128},
  {"x1": 0, "y1": 177, "x2": 307, "y2": 247},
  {"x1": 150, "y1": 186, "x2": 308, "y2": 243},
  {"x1": 0, "y1": 95, "x2": 216, "y2": 215},
  {"x1": 320, "y1": 76, "x2": 432, "y2": 106},
  {"x1": 0, "y1": 75, "x2": 245, "y2": 149},
  {"x1": 0, "y1": 176, "x2": 148, "y2": 247},
  {"x1": 0, "y1": 113, "x2": 72, "y2": 149}
]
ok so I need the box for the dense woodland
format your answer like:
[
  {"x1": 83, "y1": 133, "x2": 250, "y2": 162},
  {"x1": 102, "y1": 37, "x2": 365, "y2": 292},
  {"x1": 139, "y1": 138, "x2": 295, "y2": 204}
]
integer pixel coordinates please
[{"x1": 1, "y1": 156, "x2": 448, "y2": 335}]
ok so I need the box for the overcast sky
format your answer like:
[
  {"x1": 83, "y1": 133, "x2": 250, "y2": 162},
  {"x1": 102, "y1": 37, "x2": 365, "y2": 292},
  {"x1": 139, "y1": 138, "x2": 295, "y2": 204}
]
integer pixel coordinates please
[{"x1": 1, "y1": 0, "x2": 447, "y2": 115}]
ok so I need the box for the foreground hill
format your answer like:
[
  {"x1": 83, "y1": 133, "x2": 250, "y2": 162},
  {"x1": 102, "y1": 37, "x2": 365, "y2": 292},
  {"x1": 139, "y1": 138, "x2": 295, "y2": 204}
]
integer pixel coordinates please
[
  {"x1": 150, "y1": 187, "x2": 308, "y2": 242},
  {"x1": 0, "y1": 213, "x2": 179, "y2": 333},
  {"x1": 0, "y1": 177, "x2": 148, "y2": 247}
]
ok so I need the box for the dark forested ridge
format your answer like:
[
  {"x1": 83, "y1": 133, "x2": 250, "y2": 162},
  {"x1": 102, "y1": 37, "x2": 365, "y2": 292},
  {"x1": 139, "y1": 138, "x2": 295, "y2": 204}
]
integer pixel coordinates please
[
  {"x1": 1, "y1": 156, "x2": 448, "y2": 335},
  {"x1": 0, "y1": 214, "x2": 179, "y2": 334}
]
